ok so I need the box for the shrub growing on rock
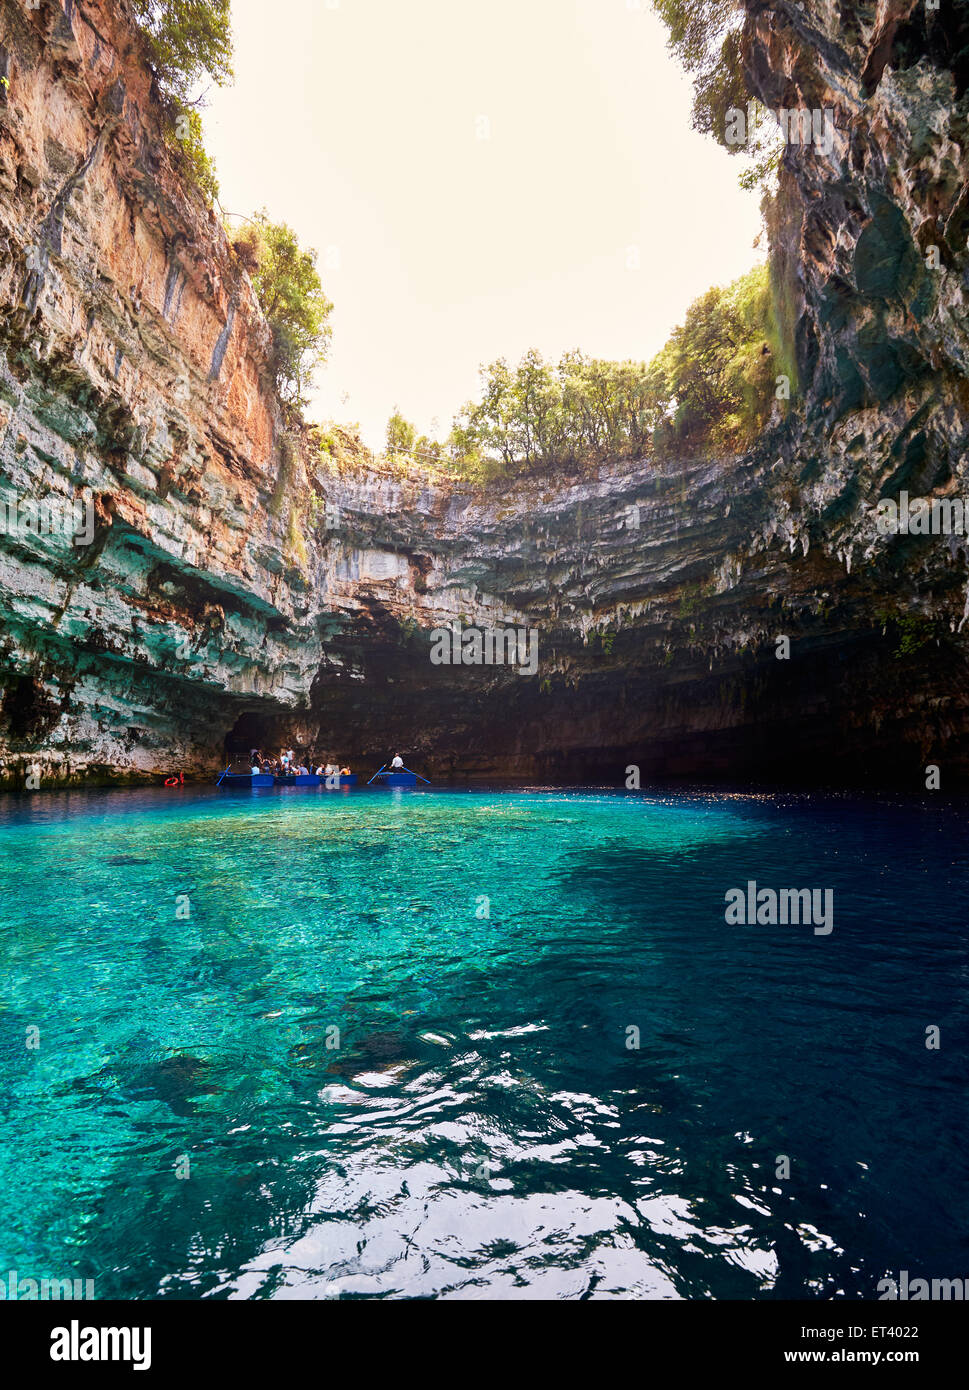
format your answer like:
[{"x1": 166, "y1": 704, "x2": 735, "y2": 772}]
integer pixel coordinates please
[
  {"x1": 233, "y1": 214, "x2": 334, "y2": 409},
  {"x1": 131, "y1": 1, "x2": 233, "y2": 202}
]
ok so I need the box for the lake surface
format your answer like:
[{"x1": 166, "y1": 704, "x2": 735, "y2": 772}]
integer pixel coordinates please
[{"x1": 0, "y1": 785, "x2": 966, "y2": 1299}]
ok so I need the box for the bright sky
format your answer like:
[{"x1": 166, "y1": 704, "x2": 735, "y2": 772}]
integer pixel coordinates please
[{"x1": 204, "y1": 0, "x2": 764, "y2": 450}]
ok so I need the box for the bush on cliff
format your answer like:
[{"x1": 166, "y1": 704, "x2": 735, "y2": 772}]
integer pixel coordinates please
[
  {"x1": 232, "y1": 214, "x2": 334, "y2": 409},
  {"x1": 386, "y1": 410, "x2": 417, "y2": 457},
  {"x1": 653, "y1": 2, "x2": 779, "y2": 191},
  {"x1": 653, "y1": 1, "x2": 745, "y2": 144},
  {"x1": 131, "y1": 0, "x2": 233, "y2": 202},
  {"x1": 648, "y1": 263, "x2": 779, "y2": 452},
  {"x1": 165, "y1": 105, "x2": 220, "y2": 203},
  {"x1": 131, "y1": 0, "x2": 233, "y2": 101}
]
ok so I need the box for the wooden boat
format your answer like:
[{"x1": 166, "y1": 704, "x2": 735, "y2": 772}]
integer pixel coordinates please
[
  {"x1": 274, "y1": 773, "x2": 358, "y2": 787},
  {"x1": 368, "y1": 764, "x2": 429, "y2": 788},
  {"x1": 218, "y1": 772, "x2": 274, "y2": 789}
]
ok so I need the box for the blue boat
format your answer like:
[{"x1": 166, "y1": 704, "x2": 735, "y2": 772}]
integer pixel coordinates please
[
  {"x1": 274, "y1": 773, "x2": 358, "y2": 787},
  {"x1": 368, "y1": 764, "x2": 430, "y2": 788},
  {"x1": 218, "y1": 772, "x2": 274, "y2": 789}
]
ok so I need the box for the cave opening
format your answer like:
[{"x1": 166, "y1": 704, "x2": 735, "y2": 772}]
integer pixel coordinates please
[
  {"x1": 224, "y1": 711, "x2": 275, "y2": 761},
  {"x1": 0, "y1": 674, "x2": 60, "y2": 744}
]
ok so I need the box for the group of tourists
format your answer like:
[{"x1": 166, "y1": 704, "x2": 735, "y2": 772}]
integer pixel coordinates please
[{"x1": 248, "y1": 747, "x2": 352, "y2": 777}]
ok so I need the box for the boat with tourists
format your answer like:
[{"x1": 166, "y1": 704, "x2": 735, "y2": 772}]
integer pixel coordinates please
[
  {"x1": 217, "y1": 770, "x2": 275, "y2": 789},
  {"x1": 215, "y1": 748, "x2": 363, "y2": 787},
  {"x1": 216, "y1": 751, "x2": 416, "y2": 789},
  {"x1": 368, "y1": 762, "x2": 430, "y2": 788},
  {"x1": 274, "y1": 772, "x2": 358, "y2": 787}
]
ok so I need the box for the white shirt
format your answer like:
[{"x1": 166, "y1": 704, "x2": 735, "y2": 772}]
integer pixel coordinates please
[{"x1": 391, "y1": 756, "x2": 404, "y2": 768}]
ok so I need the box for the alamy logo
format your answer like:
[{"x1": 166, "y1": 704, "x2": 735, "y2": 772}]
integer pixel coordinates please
[
  {"x1": 878, "y1": 1270, "x2": 968, "y2": 1300},
  {"x1": 0, "y1": 491, "x2": 95, "y2": 545},
  {"x1": 50, "y1": 1320, "x2": 151, "y2": 1371},
  {"x1": 725, "y1": 102, "x2": 836, "y2": 156},
  {"x1": 874, "y1": 491, "x2": 969, "y2": 536},
  {"x1": 0, "y1": 1270, "x2": 94, "y2": 1301},
  {"x1": 429, "y1": 622, "x2": 539, "y2": 676},
  {"x1": 724, "y1": 880, "x2": 833, "y2": 935}
]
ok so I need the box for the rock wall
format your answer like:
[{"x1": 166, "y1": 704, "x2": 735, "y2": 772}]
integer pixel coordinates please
[
  {"x1": 0, "y1": 0, "x2": 325, "y2": 784},
  {"x1": 1, "y1": 0, "x2": 969, "y2": 788}
]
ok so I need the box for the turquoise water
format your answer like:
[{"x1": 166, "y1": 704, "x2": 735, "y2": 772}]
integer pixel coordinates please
[{"x1": 0, "y1": 785, "x2": 966, "y2": 1299}]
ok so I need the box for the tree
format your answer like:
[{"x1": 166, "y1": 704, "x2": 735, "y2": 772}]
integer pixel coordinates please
[
  {"x1": 131, "y1": 0, "x2": 233, "y2": 104},
  {"x1": 447, "y1": 265, "x2": 781, "y2": 480},
  {"x1": 652, "y1": 2, "x2": 781, "y2": 189},
  {"x1": 649, "y1": 264, "x2": 777, "y2": 450},
  {"x1": 131, "y1": 2, "x2": 233, "y2": 200},
  {"x1": 238, "y1": 213, "x2": 334, "y2": 408},
  {"x1": 652, "y1": 1, "x2": 745, "y2": 144},
  {"x1": 386, "y1": 410, "x2": 417, "y2": 456}
]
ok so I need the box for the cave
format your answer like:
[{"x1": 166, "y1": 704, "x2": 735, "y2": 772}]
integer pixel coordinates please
[
  {"x1": 223, "y1": 711, "x2": 276, "y2": 761},
  {"x1": 0, "y1": 674, "x2": 60, "y2": 744}
]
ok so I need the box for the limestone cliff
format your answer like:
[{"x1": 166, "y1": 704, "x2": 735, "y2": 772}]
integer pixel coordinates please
[{"x1": 1, "y1": 0, "x2": 968, "y2": 788}]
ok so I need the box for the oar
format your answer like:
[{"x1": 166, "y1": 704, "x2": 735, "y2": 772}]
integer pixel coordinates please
[
  {"x1": 401, "y1": 765, "x2": 431, "y2": 784},
  {"x1": 216, "y1": 765, "x2": 232, "y2": 786},
  {"x1": 367, "y1": 764, "x2": 388, "y2": 786}
]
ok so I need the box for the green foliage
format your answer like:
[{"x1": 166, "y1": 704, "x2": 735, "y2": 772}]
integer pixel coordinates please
[
  {"x1": 166, "y1": 105, "x2": 220, "y2": 203},
  {"x1": 445, "y1": 264, "x2": 784, "y2": 481},
  {"x1": 653, "y1": 2, "x2": 781, "y2": 191},
  {"x1": 738, "y1": 142, "x2": 781, "y2": 193},
  {"x1": 451, "y1": 349, "x2": 661, "y2": 480},
  {"x1": 386, "y1": 410, "x2": 417, "y2": 456},
  {"x1": 131, "y1": 1, "x2": 233, "y2": 104},
  {"x1": 237, "y1": 213, "x2": 334, "y2": 408},
  {"x1": 269, "y1": 431, "x2": 298, "y2": 516},
  {"x1": 875, "y1": 608, "x2": 937, "y2": 660},
  {"x1": 286, "y1": 508, "x2": 309, "y2": 570},
  {"x1": 131, "y1": 2, "x2": 233, "y2": 202},
  {"x1": 764, "y1": 185, "x2": 801, "y2": 395},
  {"x1": 649, "y1": 263, "x2": 780, "y2": 452},
  {"x1": 652, "y1": 1, "x2": 745, "y2": 145}
]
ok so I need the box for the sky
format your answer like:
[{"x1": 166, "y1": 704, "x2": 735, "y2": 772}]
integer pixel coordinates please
[{"x1": 203, "y1": 0, "x2": 765, "y2": 450}]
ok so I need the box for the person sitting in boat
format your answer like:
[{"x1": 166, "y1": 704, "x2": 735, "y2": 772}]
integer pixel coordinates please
[
  {"x1": 341, "y1": 766, "x2": 351, "y2": 776},
  {"x1": 250, "y1": 762, "x2": 260, "y2": 775},
  {"x1": 314, "y1": 763, "x2": 325, "y2": 776},
  {"x1": 325, "y1": 762, "x2": 339, "y2": 776},
  {"x1": 391, "y1": 754, "x2": 404, "y2": 769}
]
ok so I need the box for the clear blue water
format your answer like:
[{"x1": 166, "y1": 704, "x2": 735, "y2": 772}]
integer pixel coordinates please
[{"x1": 0, "y1": 785, "x2": 966, "y2": 1300}]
